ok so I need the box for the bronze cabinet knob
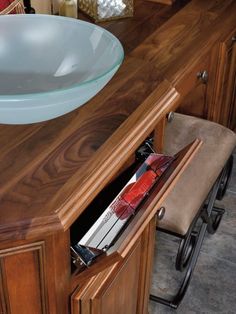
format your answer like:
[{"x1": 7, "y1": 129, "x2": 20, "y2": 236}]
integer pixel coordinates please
[
  {"x1": 166, "y1": 111, "x2": 175, "y2": 123},
  {"x1": 197, "y1": 70, "x2": 209, "y2": 84},
  {"x1": 156, "y1": 207, "x2": 165, "y2": 220}
]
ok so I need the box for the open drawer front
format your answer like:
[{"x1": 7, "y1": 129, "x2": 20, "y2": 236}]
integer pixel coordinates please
[{"x1": 70, "y1": 139, "x2": 202, "y2": 284}]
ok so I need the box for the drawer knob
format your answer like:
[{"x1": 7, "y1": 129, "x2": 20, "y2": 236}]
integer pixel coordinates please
[
  {"x1": 156, "y1": 207, "x2": 165, "y2": 220},
  {"x1": 166, "y1": 111, "x2": 175, "y2": 123},
  {"x1": 232, "y1": 36, "x2": 236, "y2": 43},
  {"x1": 197, "y1": 70, "x2": 208, "y2": 84}
]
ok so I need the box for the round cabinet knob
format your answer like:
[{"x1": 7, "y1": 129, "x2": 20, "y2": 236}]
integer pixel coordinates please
[
  {"x1": 156, "y1": 207, "x2": 165, "y2": 220},
  {"x1": 232, "y1": 36, "x2": 236, "y2": 43},
  {"x1": 197, "y1": 70, "x2": 209, "y2": 84},
  {"x1": 166, "y1": 111, "x2": 175, "y2": 123}
]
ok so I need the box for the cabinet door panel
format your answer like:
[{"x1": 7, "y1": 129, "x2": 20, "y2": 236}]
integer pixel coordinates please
[
  {"x1": 73, "y1": 240, "x2": 141, "y2": 314},
  {"x1": 177, "y1": 56, "x2": 209, "y2": 119},
  {"x1": 217, "y1": 39, "x2": 236, "y2": 127},
  {"x1": 96, "y1": 239, "x2": 142, "y2": 314},
  {"x1": 72, "y1": 218, "x2": 156, "y2": 314},
  {"x1": 208, "y1": 29, "x2": 236, "y2": 128},
  {"x1": 178, "y1": 83, "x2": 207, "y2": 118},
  {"x1": 0, "y1": 242, "x2": 48, "y2": 314}
]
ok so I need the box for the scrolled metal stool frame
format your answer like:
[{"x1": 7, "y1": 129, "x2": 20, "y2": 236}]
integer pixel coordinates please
[{"x1": 150, "y1": 155, "x2": 233, "y2": 309}]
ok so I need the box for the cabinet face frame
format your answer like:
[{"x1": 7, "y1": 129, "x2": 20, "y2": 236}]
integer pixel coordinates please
[
  {"x1": 207, "y1": 28, "x2": 236, "y2": 128},
  {"x1": 226, "y1": 39, "x2": 236, "y2": 129}
]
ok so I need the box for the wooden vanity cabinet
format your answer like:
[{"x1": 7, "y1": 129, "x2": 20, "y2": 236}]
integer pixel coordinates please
[
  {"x1": 0, "y1": 75, "x2": 181, "y2": 314},
  {"x1": 0, "y1": 2, "x2": 235, "y2": 313}
]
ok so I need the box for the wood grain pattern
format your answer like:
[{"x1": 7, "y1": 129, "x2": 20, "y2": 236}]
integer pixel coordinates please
[
  {"x1": 131, "y1": 0, "x2": 236, "y2": 99},
  {"x1": 0, "y1": 80, "x2": 179, "y2": 241},
  {"x1": 0, "y1": 1, "x2": 235, "y2": 313},
  {"x1": 0, "y1": 0, "x2": 235, "y2": 242}
]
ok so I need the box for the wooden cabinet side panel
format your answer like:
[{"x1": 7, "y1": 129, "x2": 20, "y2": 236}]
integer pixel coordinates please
[{"x1": 0, "y1": 242, "x2": 48, "y2": 314}]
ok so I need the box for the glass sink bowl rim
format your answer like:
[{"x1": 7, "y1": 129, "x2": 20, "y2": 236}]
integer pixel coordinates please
[{"x1": 0, "y1": 14, "x2": 124, "y2": 99}]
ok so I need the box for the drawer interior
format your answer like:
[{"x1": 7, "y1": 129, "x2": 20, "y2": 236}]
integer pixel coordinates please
[{"x1": 70, "y1": 138, "x2": 202, "y2": 285}]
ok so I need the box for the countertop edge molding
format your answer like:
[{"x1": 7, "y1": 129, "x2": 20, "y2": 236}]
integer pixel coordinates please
[
  {"x1": 53, "y1": 81, "x2": 180, "y2": 231},
  {"x1": 0, "y1": 81, "x2": 179, "y2": 241}
]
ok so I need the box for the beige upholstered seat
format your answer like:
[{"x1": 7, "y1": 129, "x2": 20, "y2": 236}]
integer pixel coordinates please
[{"x1": 158, "y1": 113, "x2": 236, "y2": 235}]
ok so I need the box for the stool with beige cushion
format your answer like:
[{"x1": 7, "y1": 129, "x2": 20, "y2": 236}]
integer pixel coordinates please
[{"x1": 150, "y1": 113, "x2": 236, "y2": 308}]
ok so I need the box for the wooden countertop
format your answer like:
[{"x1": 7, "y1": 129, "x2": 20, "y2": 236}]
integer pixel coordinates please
[{"x1": 0, "y1": 0, "x2": 235, "y2": 241}]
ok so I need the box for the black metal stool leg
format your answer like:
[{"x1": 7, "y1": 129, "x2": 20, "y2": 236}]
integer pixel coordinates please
[
  {"x1": 206, "y1": 206, "x2": 225, "y2": 234},
  {"x1": 150, "y1": 173, "x2": 223, "y2": 308},
  {"x1": 216, "y1": 155, "x2": 234, "y2": 200},
  {"x1": 175, "y1": 221, "x2": 199, "y2": 272},
  {"x1": 150, "y1": 218, "x2": 208, "y2": 309}
]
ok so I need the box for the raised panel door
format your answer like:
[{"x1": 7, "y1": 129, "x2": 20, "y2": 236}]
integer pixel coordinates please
[
  {"x1": 72, "y1": 218, "x2": 156, "y2": 314},
  {"x1": 0, "y1": 242, "x2": 48, "y2": 314},
  {"x1": 177, "y1": 56, "x2": 210, "y2": 119},
  {"x1": 207, "y1": 29, "x2": 236, "y2": 129}
]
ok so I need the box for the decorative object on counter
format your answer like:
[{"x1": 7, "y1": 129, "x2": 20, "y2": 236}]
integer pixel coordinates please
[
  {"x1": 0, "y1": 14, "x2": 123, "y2": 124},
  {"x1": 0, "y1": 0, "x2": 25, "y2": 14},
  {"x1": 79, "y1": 0, "x2": 133, "y2": 22},
  {"x1": 59, "y1": 0, "x2": 77, "y2": 18}
]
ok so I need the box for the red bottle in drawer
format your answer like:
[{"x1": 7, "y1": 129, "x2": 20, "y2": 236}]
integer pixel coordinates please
[{"x1": 79, "y1": 154, "x2": 174, "y2": 251}]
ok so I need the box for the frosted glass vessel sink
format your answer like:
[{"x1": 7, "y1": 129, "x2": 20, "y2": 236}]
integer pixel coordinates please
[{"x1": 0, "y1": 15, "x2": 124, "y2": 124}]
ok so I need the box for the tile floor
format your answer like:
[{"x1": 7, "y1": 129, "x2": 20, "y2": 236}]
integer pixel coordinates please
[{"x1": 150, "y1": 150, "x2": 236, "y2": 314}]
